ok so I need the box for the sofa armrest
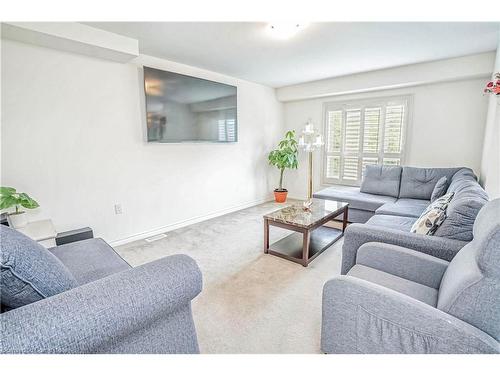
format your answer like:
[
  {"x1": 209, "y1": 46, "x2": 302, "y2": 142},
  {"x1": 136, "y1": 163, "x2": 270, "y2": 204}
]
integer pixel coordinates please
[
  {"x1": 356, "y1": 242, "x2": 449, "y2": 288},
  {"x1": 1, "y1": 254, "x2": 202, "y2": 354},
  {"x1": 321, "y1": 276, "x2": 499, "y2": 354},
  {"x1": 341, "y1": 224, "x2": 467, "y2": 274}
]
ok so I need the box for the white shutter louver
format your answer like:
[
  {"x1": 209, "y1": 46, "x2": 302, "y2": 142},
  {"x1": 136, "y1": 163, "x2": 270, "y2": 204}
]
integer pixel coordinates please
[
  {"x1": 326, "y1": 156, "x2": 341, "y2": 179},
  {"x1": 218, "y1": 120, "x2": 226, "y2": 141},
  {"x1": 226, "y1": 119, "x2": 236, "y2": 142},
  {"x1": 363, "y1": 107, "x2": 381, "y2": 154},
  {"x1": 343, "y1": 157, "x2": 359, "y2": 181},
  {"x1": 325, "y1": 110, "x2": 343, "y2": 179},
  {"x1": 327, "y1": 111, "x2": 343, "y2": 152},
  {"x1": 384, "y1": 105, "x2": 404, "y2": 154},
  {"x1": 344, "y1": 110, "x2": 361, "y2": 153},
  {"x1": 383, "y1": 158, "x2": 401, "y2": 166}
]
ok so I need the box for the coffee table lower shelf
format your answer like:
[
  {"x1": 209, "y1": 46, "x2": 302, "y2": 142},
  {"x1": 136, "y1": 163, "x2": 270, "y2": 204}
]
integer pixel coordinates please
[{"x1": 267, "y1": 226, "x2": 342, "y2": 266}]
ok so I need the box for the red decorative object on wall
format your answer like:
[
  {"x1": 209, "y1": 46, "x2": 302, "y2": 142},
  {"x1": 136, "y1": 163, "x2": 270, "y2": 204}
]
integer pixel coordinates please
[{"x1": 484, "y1": 73, "x2": 500, "y2": 95}]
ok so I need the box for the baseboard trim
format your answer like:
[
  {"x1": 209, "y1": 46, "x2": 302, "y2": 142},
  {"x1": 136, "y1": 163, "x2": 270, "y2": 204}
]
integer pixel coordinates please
[
  {"x1": 287, "y1": 195, "x2": 305, "y2": 201},
  {"x1": 109, "y1": 195, "x2": 273, "y2": 247}
]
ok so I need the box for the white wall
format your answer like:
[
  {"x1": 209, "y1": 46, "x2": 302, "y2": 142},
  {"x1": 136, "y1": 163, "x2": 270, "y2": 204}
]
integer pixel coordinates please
[
  {"x1": 283, "y1": 79, "x2": 490, "y2": 199},
  {"x1": 480, "y1": 36, "x2": 500, "y2": 199},
  {"x1": 1, "y1": 39, "x2": 284, "y2": 244}
]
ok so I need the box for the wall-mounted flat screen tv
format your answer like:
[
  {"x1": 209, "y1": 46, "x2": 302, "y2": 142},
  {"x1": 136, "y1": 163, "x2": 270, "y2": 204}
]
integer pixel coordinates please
[{"x1": 143, "y1": 67, "x2": 237, "y2": 143}]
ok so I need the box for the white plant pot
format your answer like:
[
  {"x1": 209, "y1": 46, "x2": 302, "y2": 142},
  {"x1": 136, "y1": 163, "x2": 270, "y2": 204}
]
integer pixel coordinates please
[{"x1": 9, "y1": 212, "x2": 28, "y2": 229}]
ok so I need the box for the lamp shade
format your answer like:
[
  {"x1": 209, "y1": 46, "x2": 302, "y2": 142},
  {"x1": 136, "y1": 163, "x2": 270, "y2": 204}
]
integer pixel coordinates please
[{"x1": 299, "y1": 120, "x2": 323, "y2": 152}]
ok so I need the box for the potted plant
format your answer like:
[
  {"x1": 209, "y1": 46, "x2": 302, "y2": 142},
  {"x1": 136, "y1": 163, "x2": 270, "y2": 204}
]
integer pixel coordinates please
[
  {"x1": 268, "y1": 130, "x2": 299, "y2": 203},
  {"x1": 0, "y1": 187, "x2": 39, "y2": 228}
]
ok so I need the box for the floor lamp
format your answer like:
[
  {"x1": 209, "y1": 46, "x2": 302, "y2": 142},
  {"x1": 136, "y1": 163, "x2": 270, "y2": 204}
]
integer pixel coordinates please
[{"x1": 298, "y1": 119, "x2": 324, "y2": 205}]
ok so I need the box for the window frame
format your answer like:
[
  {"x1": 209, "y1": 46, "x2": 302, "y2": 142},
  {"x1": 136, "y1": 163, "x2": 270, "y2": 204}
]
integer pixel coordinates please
[{"x1": 321, "y1": 94, "x2": 412, "y2": 187}]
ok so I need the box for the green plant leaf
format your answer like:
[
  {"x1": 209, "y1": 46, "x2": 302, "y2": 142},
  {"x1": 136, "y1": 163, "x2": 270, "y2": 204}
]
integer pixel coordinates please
[
  {"x1": 18, "y1": 192, "x2": 40, "y2": 209},
  {"x1": 0, "y1": 186, "x2": 16, "y2": 196},
  {"x1": 0, "y1": 195, "x2": 18, "y2": 210},
  {"x1": 268, "y1": 130, "x2": 299, "y2": 179}
]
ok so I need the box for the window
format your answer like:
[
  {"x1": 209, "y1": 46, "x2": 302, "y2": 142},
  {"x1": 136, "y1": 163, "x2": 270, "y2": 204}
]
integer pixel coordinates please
[
  {"x1": 218, "y1": 118, "x2": 236, "y2": 142},
  {"x1": 323, "y1": 96, "x2": 409, "y2": 185}
]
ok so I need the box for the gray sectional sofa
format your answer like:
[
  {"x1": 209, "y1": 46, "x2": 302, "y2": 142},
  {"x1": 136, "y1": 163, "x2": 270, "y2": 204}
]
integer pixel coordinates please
[
  {"x1": 1, "y1": 226, "x2": 202, "y2": 354},
  {"x1": 321, "y1": 198, "x2": 500, "y2": 354},
  {"x1": 313, "y1": 165, "x2": 489, "y2": 274}
]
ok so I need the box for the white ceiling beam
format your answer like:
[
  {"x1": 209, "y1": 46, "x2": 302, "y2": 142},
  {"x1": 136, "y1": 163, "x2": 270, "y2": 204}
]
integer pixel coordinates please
[
  {"x1": 1, "y1": 22, "x2": 139, "y2": 63},
  {"x1": 276, "y1": 52, "x2": 496, "y2": 102}
]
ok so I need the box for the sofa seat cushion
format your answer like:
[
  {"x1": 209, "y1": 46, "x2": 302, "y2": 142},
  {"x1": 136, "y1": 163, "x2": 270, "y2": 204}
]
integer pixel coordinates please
[
  {"x1": 336, "y1": 208, "x2": 374, "y2": 224},
  {"x1": 348, "y1": 264, "x2": 438, "y2": 306},
  {"x1": 314, "y1": 186, "x2": 396, "y2": 212},
  {"x1": 0, "y1": 226, "x2": 78, "y2": 310},
  {"x1": 49, "y1": 238, "x2": 131, "y2": 285},
  {"x1": 360, "y1": 165, "x2": 402, "y2": 198},
  {"x1": 375, "y1": 198, "x2": 430, "y2": 218},
  {"x1": 365, "y1": 214, "x2": 416, "y2": 232}
]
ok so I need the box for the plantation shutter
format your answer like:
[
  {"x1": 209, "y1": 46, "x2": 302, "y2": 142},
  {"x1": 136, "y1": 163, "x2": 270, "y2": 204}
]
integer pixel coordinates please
[
  {"x1": 325, "y1": 110, "x2": 342, "y2": 179},
  {"x1": 218, "y1": 116, "x2": 237, "y2": 142},
  {"x1": 383, "y1": 104, "x2": 405, "y2": 155},
  {"x1": 323, "y1": 96, "x2": 409, "y2": 185},
  {"x1": 226, "y1": 119, "x2": 236, "y2": 142},
  {"x1": 218, "y1": 120, "x2": 227, "y2": 141},
  {"x1": 342, "y1": 109, "x2": 361, "y2": 181}
]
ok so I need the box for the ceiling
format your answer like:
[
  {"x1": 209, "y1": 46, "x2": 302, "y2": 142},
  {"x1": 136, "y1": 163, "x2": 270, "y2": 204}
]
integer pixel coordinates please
[{"x1": 87, "y1": 22, "x2": 500, "y2": 88}]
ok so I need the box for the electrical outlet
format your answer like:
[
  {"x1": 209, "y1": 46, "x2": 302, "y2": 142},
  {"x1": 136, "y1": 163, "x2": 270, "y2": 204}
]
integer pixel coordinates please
[{"x1": 114, "y1": 204, "x2": 123, "y2": 215}]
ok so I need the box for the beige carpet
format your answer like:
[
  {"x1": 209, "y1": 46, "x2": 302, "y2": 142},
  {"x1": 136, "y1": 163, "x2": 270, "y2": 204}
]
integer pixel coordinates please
[{"x1": 115, "y1": 200, "x2": 343, "y2": 353}]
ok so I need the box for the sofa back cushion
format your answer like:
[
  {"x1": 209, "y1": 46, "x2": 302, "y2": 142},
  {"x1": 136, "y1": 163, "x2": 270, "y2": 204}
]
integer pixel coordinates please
[
  {"x1": 437, "y1": 199, "x2": 500, "y2": 341},
  {"x1": 434, "y1": 169, "x2": 488, "y2": 241},
  {"x1": 0, "y1": 225, "x2": 78, "y2": 310},
  {"x1": 399, "y1": 167, "x2": 463, "y2": 200},
  {"x1": 360, "y1": 165, "x2": 402, "y2": 198}
]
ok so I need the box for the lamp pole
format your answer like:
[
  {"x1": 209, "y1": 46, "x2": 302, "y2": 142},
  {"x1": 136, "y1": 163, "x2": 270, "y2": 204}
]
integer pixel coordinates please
[
  {"x1": 308, "y1": 152, "x2": 313, "y2": 200},
  {"x1": 298, "y1": 119, "x2": 324, "y2": 205}
]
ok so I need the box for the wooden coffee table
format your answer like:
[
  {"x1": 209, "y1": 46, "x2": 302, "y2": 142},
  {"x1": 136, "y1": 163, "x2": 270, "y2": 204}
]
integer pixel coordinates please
[{"x1": 263, "y1": 199, "x2": 349, "y2": 267}]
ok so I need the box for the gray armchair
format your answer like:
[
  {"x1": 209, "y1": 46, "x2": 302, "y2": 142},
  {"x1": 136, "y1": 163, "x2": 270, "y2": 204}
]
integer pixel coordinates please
[
  {"x1": 1, "y1": 235, "x2": 202, "y2": 354},
  {"x1": 321, "y1": 199, "x2": 500, "y2": 354},
  {"x1": 341, "y1": 223, "x2": 467, "y2": 275}
]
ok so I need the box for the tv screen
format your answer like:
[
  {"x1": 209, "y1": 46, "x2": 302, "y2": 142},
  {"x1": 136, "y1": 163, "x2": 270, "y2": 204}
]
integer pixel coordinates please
[{"x1": 143, "y1": 67, "x2": 237, "y2": 143}]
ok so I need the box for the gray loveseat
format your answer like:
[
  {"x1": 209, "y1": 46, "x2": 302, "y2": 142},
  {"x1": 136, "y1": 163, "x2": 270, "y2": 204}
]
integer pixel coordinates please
[
  {"x1": 321, "y1": 198, "x2": 500, "y2": 354},
  {"x1": 1, "y1": 226, "x2": 202, "y2": 354},
  {"x1": 314, "y1": 165, "x2": 489, "y2": 274}
]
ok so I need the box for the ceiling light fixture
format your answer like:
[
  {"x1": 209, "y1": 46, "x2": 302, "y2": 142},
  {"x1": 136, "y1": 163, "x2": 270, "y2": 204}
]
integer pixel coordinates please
[{"x1": 267, "y1": 22, "x2": 309, "y2": 40}]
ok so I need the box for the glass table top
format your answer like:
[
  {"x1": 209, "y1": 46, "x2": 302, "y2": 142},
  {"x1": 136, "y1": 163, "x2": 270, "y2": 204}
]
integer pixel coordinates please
[{"x1": 264, "y1": 198, "x2": 348, "y2": 229}]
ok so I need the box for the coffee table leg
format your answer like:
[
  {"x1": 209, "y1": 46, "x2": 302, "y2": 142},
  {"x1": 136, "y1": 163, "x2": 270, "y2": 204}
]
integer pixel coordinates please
[
  {"x1": 302, "y1": 230, "x2": 311, "y2": 267},
  {"x1": 342, "y1": 206, "x2": 349, "y2": 233},
  {"x1": 264, "y1": 218, "x2": 269, "y2": 254}
]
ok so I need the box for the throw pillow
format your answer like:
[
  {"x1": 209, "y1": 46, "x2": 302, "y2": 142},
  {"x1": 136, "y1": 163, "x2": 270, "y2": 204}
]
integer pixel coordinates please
[
  {"x1": 431, "y1": 176, "x2": 448, "y2": 202},
  {"x1": 0, "y1": 225, "x2": 78, "y2": 310},
  {"x1": 411, "y1": 192, "x2": 454, "y2": 235}
]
